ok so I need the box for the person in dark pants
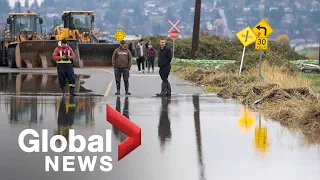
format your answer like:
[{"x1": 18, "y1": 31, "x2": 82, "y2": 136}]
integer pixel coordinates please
[
  {"x1": 113, "y1": 97, "x2": 129, "y2": 142},
  {"x1": 145, "y1": 40, "x2": 150, "y2": 68},
  {"x1": 156, "y1": 39, "x2": 172, "y2": 97},
  {"x1": 135, "y1": 39, "x2": 147, "y2": 73},
  {"x1": 128, "y1": 40, "x2": 136, "y2": 56},
  {"x1": 146, "y1": 44, "x2": 156, "y2": 73},
  {"x1": 55, "y1": 96, "x2": 76, "y2": 143},
  {"x1": 112, "y1": 40, "x2": 132, "y2": 95},
  {"x1": 53, "y1": 39, "x2": 77, "y2": 97}
]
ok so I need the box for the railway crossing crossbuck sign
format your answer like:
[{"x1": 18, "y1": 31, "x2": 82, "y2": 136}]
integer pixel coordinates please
[
  {"x1": 168, "y1": 19, "x2": 181, "y2": 33},
  {"x1": 168, "y1": 18, "x2": 182, "y2": 59}
]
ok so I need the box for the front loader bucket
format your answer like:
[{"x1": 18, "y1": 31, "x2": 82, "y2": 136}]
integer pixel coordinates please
[
  {"x1": 16, "y1": 40, "x2": 59, "y2": 69},
  {"x1": 78, "y1": 43, "x2": 119, "y2": 67},
  {"x1": 66, "y1": 40, "x2": 82, "y2": 68}
]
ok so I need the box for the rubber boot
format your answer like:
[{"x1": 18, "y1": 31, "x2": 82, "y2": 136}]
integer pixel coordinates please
[
  {"x1": 166, "y1": 82, "x2": 171, "y2": 96},
  {"x1": 125, "y1": 82, "x2": 131, "y2": 95},
  {"x1": 156, "y1": 82, "x2": 167, "y2": 97},
  {"x1": 61, "y1": 87, "x2": 66, "y2": 97},
  {"x1": 115, "y1": 83, "x2": 120, "y2": 95},
  {"x1": 70, "y1": 87, "x2": 78, "y2": 96}
]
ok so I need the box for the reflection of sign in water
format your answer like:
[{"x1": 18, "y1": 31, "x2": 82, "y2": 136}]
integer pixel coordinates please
[
  {"x1": 238, "y1": 107, "x2": 255, "y2": 132},
  {"x1": 254, "y1": 126, "x2": 269, "y2": 152},
  {"x1": 238, "y1": 116, "x2": 255, "y2": 132}
]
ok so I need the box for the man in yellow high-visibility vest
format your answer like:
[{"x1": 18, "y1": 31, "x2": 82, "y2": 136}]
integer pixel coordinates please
[{"x1": 53, "y1": 39, "x2": 77, "y2": 96}]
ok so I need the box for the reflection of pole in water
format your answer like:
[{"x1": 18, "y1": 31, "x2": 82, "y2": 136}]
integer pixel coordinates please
[
  {"x1": 31, "y1": 97, "x2": 37, "y2": 123},
  {"x1": 193, "y1": 95, "x2": 206, "y2": 180}
]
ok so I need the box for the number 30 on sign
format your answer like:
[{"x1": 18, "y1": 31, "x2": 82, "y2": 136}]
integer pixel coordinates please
[{"x1": 255, "y1": 37, "x2": 268, "y2": 50}]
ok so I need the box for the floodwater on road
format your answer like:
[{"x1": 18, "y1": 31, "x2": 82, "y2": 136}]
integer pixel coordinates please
[
  {"x1": 0, "y1": 73, "x2": 95, "y2": 95},
  {"x1": 0, "y1": 94, "x2": 319, "y2": 180}
]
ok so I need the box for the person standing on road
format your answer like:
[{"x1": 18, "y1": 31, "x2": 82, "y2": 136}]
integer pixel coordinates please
[
  {"x1": 146, "y1": 44, "x2": 156, "y2": 73},
  {"x1": 128, "y1": 40, "x2": 136, "y2": 57},
  {"x1": 156, "y1": 39, "x2": 172, "y2": 97},
  {"x1": 112, "y1": 40, "x2": 132, "y2": 95},
  {"x1": 53, "y1": 39, "x2": 77, "y2": 97},
  {"x1": 135, "y1": 39, "x2": 147, "y2": 73},
  {"x1": 145, "y1": 40, "x2": 151, "y2": 68}
]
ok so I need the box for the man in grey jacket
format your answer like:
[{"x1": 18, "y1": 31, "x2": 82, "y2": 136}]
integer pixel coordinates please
[{"x1": 135, "y1": 39, "x2": 147, "y2": 73}]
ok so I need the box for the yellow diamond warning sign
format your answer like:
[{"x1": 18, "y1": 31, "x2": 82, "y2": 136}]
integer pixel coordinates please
[
  {"x1": 252, "y1": 18, "x2": 274, "y2": 38},
  {"x1": 236, "y1": 26, "x2": 257, "y2": 47},
  {"x1": 114, "y1": 29, "x2": 126, "y2": 42}
]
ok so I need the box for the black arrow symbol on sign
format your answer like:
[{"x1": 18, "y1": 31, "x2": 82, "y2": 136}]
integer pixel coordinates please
[{"x1": 256, "y1": 25, "x2": 267, "y2": 36}]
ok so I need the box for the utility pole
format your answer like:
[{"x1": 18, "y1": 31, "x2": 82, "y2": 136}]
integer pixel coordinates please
[{"x1": 191, "y1": 0, "x2": 202, "y2": 59}]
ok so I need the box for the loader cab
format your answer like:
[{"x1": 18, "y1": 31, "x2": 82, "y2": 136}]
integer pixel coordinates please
[
  {"x1": 6, "y1": 12, "x2": 43, "y2": 39},
  {"x1": 62, "y1": 11, "x2": 95, "y2": 33}
]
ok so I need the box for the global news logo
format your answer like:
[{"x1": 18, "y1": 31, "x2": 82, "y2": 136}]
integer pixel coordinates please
[
  {"x1": 18, "y1": 129, "x2": 113, "y2": 172},
  {"x1": 17, "y1": 104, "x2": 141, "y2": 172}
]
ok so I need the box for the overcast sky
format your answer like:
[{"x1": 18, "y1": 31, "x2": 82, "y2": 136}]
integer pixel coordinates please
[{"x1": 8, "y1": 0, "x2": 43, "y2": 8}]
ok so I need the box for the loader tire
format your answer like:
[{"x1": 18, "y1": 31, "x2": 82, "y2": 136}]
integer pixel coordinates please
[{"x1": 8, "y1": 48, "x2": 17, "y2": 68}]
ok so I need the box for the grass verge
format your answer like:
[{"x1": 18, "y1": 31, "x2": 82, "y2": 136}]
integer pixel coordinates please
[{"x1": 172, "y1": 61, "x2": 320, "y2": 141}]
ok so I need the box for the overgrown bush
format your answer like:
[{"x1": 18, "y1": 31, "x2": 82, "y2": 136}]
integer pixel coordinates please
[{"x1": 142, "y1": 35, "x2": 307, "y2": 62}]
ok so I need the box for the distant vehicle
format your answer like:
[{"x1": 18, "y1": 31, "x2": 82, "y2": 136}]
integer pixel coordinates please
[
  {"x1": 0, "y1": 11, "x2": 57, "y2": 69},
  {"x1": 49, "y1": 10, "x2": 118, "y2": 67},
  {"x1": 97, "y1": 34, "x2": 118, "y2": 44}
]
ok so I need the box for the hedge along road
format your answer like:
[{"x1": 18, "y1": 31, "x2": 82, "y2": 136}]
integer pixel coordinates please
[{"x1": 0, "y1": 66, "x2": 319, "y2": 180}]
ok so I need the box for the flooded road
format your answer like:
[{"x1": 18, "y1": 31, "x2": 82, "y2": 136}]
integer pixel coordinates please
[
  {"x1": 0, "y1": 94, "x2": 319, "y2": 180},
  {"x1": 0, "y1": 67, "x2": 319, "y2": 180},
  {"x1": 0, "y1": 73, "x2": 96, "y2": 95}
]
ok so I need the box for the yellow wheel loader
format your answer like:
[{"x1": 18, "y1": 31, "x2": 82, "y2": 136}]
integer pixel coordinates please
[
  {"x1": 0, "y1": 11, "x2": 58, "y2": 69},
  {"x1": 50, "y1": 11, "x2": 118, "y2": 67}
]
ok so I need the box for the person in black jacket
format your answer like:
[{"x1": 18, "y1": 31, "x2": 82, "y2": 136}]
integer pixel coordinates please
[{"x1": 156, "y1": 39, "x2": 172, "y2": 97}]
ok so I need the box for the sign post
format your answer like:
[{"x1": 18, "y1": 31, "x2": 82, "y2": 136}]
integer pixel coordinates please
[
  {"x1": 168, "y1": 19, "x2": 181, "y2": 60},
  {"x1": 236, "y1": 26, "x2": 257, "y2": 75},
  {"x1": 113, "y1": 29, "x2": 127, "y2": 42},
  {"x1": 252, "y1": 19, "x2": 274, "y2": 79}
]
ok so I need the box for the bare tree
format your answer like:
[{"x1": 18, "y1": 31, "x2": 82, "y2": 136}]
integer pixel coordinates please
[{"x1": 191, "y1": 0, "x2": 201, "y2": 59}]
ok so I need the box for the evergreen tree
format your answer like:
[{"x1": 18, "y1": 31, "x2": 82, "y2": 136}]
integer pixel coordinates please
[
  {"x1": 14, "y1": 1, "x2": 22, "y2": 12},
  {"x1": 29, "y1": 0, "x2": 40, "y2": 11},
  {"x1": 165, "y1": 7, "x2": 174, "y2": 21},
  {"x1": 41, "y1": 0, "x2": 55, "y2": 8},
  {"x1": 0, "y1": 0, "x2": 10, "y2": 14},
  {"x1": 24, "y1": 0, "x2": 30, "y2": 7}
]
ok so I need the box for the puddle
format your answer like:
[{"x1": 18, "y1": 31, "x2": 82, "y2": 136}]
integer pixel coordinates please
[
  {"x1": 1, "y1": 96, "x2": 101, "y2": 126},
  {"x1": 0, "y1": 73, "x2": 94, "y2": 95},
  {"x1": 0, "y1": 95, "x2": 319, "y2": 179}
]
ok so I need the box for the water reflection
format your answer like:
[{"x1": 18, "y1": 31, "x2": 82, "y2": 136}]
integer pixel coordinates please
[
  {"x1": 113, "y1": 97, "x2": 129, "y2": 142},
  {"x1": 0, "y1": 73, "x2": 93, "y2": 94},
  {"x1": 54, "y1": 96, "x2": 97, "y2": 126},
  {"x1": 238, "y1": 107, "x2": 255, "y2": 132},
  {"x1": 55, "y1": 96, "x2": 76, "y2": 141},
  {"x1": 158, "y1": 97, "x2": 172, "y2": 152},
  {"x1": 254, "y1": 112, "x2": 269, "y2": 154},
  {"x1": 4, "y1": 96, "x2": 97, "y2": 128},
  {"x1": 5, "y1": 96, "x2": 40, "y2": 125},
  {"x1": 192, "y1": 95, "x2": 206, "y2": 180}
]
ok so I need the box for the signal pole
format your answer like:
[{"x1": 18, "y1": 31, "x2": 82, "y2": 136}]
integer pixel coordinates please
[{"x1": 191, "y1": 0, "x2": 202, "y2": 59}]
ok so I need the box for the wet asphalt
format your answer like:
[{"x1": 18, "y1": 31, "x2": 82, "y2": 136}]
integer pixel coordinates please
[{"x1": 0, "y1": 66, "x2": 319, "y2": 180}]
